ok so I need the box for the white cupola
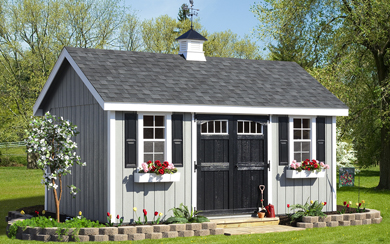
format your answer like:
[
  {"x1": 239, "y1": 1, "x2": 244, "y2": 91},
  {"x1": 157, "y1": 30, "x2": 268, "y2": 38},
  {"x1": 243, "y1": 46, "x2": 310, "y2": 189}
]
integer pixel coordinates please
[{"x1": 176, "y1": 29, "x2": 207, "y2": 61}]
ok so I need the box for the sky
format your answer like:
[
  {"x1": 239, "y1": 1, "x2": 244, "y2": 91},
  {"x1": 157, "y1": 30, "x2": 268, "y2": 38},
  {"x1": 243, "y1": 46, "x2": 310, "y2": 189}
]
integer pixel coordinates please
[{"x1": 127, "y1": 0, "x2": 262, "y2": 39}]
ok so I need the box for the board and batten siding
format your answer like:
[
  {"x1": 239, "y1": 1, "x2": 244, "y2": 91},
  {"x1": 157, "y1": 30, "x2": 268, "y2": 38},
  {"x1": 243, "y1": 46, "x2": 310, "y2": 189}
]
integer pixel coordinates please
[
  {"x1": 41, "y1": 60, "x2": 108, "y2": 223},
  {"x1": 271, "y1": 116, "x2": 335, "y2": 215},
  {"x1": 115, "y1": 112, "x2": 192, "y2": 222}
]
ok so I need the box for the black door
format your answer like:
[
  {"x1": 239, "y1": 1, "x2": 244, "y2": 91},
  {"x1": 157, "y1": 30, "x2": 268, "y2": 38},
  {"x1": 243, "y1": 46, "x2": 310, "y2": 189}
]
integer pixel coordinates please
[{"x1": 196, "y1": 115, "x2": 268, "y2": 215}]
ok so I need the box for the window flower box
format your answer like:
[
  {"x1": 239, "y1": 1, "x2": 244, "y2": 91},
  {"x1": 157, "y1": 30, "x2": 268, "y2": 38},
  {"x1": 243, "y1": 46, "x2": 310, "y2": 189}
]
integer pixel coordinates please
[
  {"x1": 286, "y1": 169, "x2": 325, "y2": 179},
  {"x1": 134, "y1": 172, "x2": 181, "y2": 183}
]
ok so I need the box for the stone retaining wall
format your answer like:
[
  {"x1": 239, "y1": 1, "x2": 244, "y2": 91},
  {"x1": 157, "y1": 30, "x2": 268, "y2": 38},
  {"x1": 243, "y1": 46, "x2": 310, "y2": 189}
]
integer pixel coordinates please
[
  {"x1": 297, "y1": 209, "x2": 382, "y2": 228},
  {"x1": 7, "y1": 213, "x2": 224, "y2": 242}
]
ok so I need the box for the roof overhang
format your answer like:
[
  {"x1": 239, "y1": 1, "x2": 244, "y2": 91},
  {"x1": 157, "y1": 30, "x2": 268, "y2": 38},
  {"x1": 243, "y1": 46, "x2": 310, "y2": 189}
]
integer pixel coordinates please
[
  {"x1": 103, "y1": 102, "x2": 349, "y2": 117},
  {"x1": 33, "y1": 48, "x2": 104, "y2": 116}
]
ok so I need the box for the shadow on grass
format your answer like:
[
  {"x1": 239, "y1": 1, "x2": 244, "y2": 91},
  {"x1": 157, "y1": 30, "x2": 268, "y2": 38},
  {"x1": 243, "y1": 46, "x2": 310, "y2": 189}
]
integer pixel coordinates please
[
  {"x1": 0, "y1": 196, "x2": 44, "y2": 236},
  {"x1": 356, "y1": 170, "x2": 380, "y2": 177},
  {"x1": 337, "y1": 184, "x2": 390, "y2": 195}
]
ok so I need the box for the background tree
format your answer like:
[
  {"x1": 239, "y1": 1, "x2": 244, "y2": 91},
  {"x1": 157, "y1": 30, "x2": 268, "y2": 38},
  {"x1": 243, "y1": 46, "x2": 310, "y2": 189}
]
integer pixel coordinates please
[
  {"x1": 252, "y1": 0, "x2": 390, "y2": 189},
  {"x1": 178, "y1": 3, "x2": 189, "y2": 22}
]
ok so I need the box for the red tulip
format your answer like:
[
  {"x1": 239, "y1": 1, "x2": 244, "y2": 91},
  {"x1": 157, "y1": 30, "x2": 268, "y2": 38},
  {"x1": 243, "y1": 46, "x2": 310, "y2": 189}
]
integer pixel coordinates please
[
  {"x1": 143, "y1": 209, "x2": 147, "y2": 216},
  {"x1": 343, "y1": 201, "x2": 347, "y2": 206},
  {"x1": 107, "y1": 212, "x2": 110, "y2": 217},
  {"x1": 117, "y1": 215, "x2": 120, "y2": 219},
  {"x1": 287, "y1": 204, "x2": 290, "y2": 208},
  {"x1": 155, "y1": 211, "x2": 158, "y2": 216},
  {"x1": 324, "y1": 202, "x2": 327, "y2": 206},
  {"x1": 346, "y1": 204, "x2": 350, "y2": 208},
  {"x1": 359, "y1": 203, "x2": 362, "y2": 207}
]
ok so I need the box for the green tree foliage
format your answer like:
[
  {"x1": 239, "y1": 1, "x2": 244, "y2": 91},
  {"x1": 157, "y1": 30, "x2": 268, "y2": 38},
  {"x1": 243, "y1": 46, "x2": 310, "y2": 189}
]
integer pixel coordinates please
[
  {"x1": 252, "y1": 0, "x2": 390, "y2": 188},
  {"x1": 178, "y1": 3, "x2": 189, "y2": 22}
]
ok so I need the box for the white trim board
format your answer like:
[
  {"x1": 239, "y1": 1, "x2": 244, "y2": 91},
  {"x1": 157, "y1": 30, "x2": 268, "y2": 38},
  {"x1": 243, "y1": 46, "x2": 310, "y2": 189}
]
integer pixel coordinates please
[
  {"x1": 33, "y1": 48, "x2": 104, "y2": 116},
  {"x1": 104, "y1": 102, "x2": 348, "y2": 117},
  {"x1": 107, "y1": 111, "x2": 116, "y2": 217}
]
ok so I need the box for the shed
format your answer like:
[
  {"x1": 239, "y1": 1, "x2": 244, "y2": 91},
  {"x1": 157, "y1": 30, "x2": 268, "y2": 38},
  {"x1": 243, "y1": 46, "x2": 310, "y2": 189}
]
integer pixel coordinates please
[{"x1": 33, "y1": 29, "x2": 348, "y2": 222}]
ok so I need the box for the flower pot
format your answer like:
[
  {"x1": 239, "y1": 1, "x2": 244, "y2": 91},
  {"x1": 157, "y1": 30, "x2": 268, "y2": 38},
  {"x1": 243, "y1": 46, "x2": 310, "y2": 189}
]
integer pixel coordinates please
[
  {"x1": 257, "y1": 212, "x2": 265, "y2": 218},
  {"x1": 286, "y1": 169, "x2": 325, "y2": 179},
  {"x1": 134, "y1": 172, "x2": 180, "y2": 183}
]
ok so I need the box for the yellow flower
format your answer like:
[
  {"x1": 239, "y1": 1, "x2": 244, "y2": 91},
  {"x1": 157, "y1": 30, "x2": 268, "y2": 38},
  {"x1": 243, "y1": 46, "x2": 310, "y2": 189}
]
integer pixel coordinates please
[
  {"x1": 20, "y1": 210, "x2": 25, "y2": 215},
  {"x1": 42, "y1": 210, "x2": 46, "y2": 215},
  {"x1": 356, "y1": 203, "x2": 359, "y2": 207},
  {"x1": 159, "y1": 212, "x2": 163, "y2": 216},
  {"x1": 310, "y1": 200, "x2": 313, "y2": 204},
  {"x1": 109, "y1": 214, "x2": 112, "y2": 219},
  {"x1": 79, "y1": 211, "x2": 82, "y2": 216},
  {"x1": 362, "y1": 200, "x2": 365, "y2": 204},
  {"x1": 321, "y1": 202, "x2": 325, "y2": 205},
  {"x1": 133, "y1": 207, "x2": 137, "y2": 212},
  {"x1": 349, "y1": 201, "x2": 352, "y2": 205}
]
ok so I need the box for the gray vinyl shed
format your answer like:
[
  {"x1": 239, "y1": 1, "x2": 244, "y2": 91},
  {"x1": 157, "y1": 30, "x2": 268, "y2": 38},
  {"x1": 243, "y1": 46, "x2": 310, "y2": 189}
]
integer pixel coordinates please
[{"x1": 33, "y1": 34, "x2": 348, "y2": 222}]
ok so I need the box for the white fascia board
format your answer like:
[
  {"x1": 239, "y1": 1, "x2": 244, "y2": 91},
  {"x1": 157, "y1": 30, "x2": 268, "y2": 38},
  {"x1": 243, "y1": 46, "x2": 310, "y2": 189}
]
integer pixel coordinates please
[
  {"x1": 103, "y1": 102, "x2": 349, "y2": 117},
  {"x1": 33, "y1": 48, "x2": 104, "y2": 115}
]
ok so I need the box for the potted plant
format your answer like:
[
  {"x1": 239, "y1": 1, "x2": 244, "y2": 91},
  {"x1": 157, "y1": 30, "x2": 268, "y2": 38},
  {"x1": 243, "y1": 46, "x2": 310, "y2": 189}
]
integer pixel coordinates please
[
  {"x1": 286, "y1": 159, "x2": 329, "y2": 179},
  {"x1": 134, "y1": 160, "x2": 180, "y2": 183}
]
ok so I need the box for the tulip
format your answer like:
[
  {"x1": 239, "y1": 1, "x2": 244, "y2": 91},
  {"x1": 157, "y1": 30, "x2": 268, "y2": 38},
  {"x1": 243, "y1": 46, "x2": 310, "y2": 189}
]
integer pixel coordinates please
[
  {"x1": 343, "y1": 201, "x2": 347, "y2": 206},
  {"x1": 349, "y1": 201, "x2": 352, "y2": 205},
  {"x1": 20, "y1": 210, "x2": 25, "y2": 215},
  {"x1": 155, "y1": 211, "x2": 158, "y2": 216},
  {"x1": 324, "y1": 202, "x2": 327, "y2": 206},
  {"x1": 109, "y1": 214, "x2": 112, "y2": 219},
  {"x1": 321, "y1": 202, "x2": 325, "y2": 206},
  {"x1": 79, "y1": 211, "x2": 82, "y2": 216},
  {"x1": 356, "y1": 203, "x2": 359, "y2": 207},
  {"x1": 287, "y1": 204, "x2": 290, "y2": 208},
  {"x1": 347, "y1": 204, "x2": 350, "y2": 208},
  {"x1": 159, "y1": 212, "x2": 163, "y2": 216},
  {"x1": 143, "y1": 209, "x2": 147, "y2": 216},
  {"x1": 117, "y1": 215, "x2": 120, "y2": 219},
  {"x1": 359, "y1": 203, "x2": 362, "y2": 207},
  {"x1": 362, "y1": 200, "x2": 365, "y2": 204},
  {"x1": 310, "y1": 200, "x2": 313, "y2": 204},
  {"x1": 133, "y1": 207, "x2": 137, "y2": 212},
  {"x1": 42, "y1": 210, "x2": 46, "y2": 215},
  {"x1": 107, "y1": 212, "x2": 110, "y2": 217}
]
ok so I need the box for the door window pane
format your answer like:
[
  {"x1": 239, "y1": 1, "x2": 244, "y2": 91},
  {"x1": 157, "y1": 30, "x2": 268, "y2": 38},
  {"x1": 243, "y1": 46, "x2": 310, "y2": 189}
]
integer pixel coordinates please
[{"x1": 201, "y1": 120, "x2": 228, "y2": 134}]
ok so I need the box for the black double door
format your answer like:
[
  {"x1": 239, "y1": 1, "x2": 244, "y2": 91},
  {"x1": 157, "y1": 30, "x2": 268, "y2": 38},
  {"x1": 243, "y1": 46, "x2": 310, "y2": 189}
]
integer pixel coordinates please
[{"x1": 196, "y1": 115, "x2": 268, "y2": 215}]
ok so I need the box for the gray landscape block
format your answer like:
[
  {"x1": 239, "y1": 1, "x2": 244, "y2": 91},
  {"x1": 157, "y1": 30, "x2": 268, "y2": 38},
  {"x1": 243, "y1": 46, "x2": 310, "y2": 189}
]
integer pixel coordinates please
[
  {"x1": 128, "y1": 233, "x2": 145, "y2": 240},
  {"x1": 29, "y1": 227, "x2": 42, "y2": 236},
  {"x1": 326, "y1": 221, "x2": 339, "y2": 227},
  {"x1": 339, "y1": 221, "x2": 351, "y2": 226},
  {"x1": 51, "y1": 234, "x2": 70, "y2": 242},
  {"x1": 90, "y1": 235, "x2": 109, "y2": 242},
  {"x1": 201, "y1": 222, "x2": 217, "y2": 229},
  {"x1": 69, "y1": 235, "x2": 90, "y2": 242},
  {"x1": 366, "y1": 212, "x2": 375, "y2": 219},
  {"x1": 169, "y1": 224, "x2": 186, "y2": 231},
  {"x1": 330, "y1": 215, "x2": 343, "y2": 222},
  {"x1": 99, "y1": 227, "x2": 118, "y2": 235},
  {"x1": 313, "y1": 222, "x2": 326, "y2": 228},
  {"x1": 373, "y1": 217, "x2": 383, "y2": 224},
  {"x1": 302, "y1": 216, "x2": 318, "y2": 223},
  {"x1": 343, "y1": 214, "x2": 355, "y2": 221},
  {"x1": 351, "y1": 220, "x2": 362, "y2": 225},
  {"x1": 118, "y1": 226, "x2": 136, "y2": 234},
  {"x1": 109, "y1": 234, "x2": 128, "y2": 241},
  {"x1": 154, "y1": 224, "x2": 170, "y2": 232},
  {"x1": 145, "y1": 232, "x2": 163, "y2": 239},
  {"x1": 43, "y1": 227, "x2": 57, "y2": 235},
  {"x1": 210, "y1": 228, "x2": 224, "y2": 235},
  {"x1": 297, "y1": 222, "x2": 313, "y2": 228},
  {"x1": 79, "y1": 228, "x2": 99, "y2": 236},
  {"x1": 194, "y1": 229, "x2": 210, "y2": 236},
  {"x1": 362, "y1": 219, "x2": 372, "y2": 225},
  {"x1": 35, "y1": 234, "x2": 51, "y2": 242},
  {"x1": 162, "y1": 231, "x2": 179, "y2": 238},
  {"x1": 22, "y1": 233, "x2": 31, "y2": 240},
  {"x1": 319, "y1": 216, "x2": 331, "y2": 222},
  {"x1": 354, "y1": 213, "x2": 366, "y2": 220},
  {"x1": 186, "y1": 223, "x2": 201, "y2": 230},
  {"x1": 178, "y1": 230, "x2": 194, "y2": 237},
  {"x1": 137, "y1": 225, "x2": 154, "y2": 234}
]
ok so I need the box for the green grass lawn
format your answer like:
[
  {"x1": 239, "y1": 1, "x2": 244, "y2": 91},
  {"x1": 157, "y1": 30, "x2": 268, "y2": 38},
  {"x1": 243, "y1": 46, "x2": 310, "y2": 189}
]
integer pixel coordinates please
[
  {"x1": 1, "y1": 166, "x2": 389, "y2": 243},
  {"x1": 0, "y1": 146, "x2": 27, "y2": 166}
]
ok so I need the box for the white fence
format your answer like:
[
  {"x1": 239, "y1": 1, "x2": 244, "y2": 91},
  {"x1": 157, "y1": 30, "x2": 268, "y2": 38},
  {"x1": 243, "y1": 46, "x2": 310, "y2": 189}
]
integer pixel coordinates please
[{"x1": 0, "y1": 141, "x2": 26, "y2": 148}]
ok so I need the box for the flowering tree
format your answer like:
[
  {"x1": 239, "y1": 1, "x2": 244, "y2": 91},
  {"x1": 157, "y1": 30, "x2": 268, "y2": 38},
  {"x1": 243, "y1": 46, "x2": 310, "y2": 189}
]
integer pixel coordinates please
[{"x1": 26, "y1": 112, "x2": 86, "y2": 222}]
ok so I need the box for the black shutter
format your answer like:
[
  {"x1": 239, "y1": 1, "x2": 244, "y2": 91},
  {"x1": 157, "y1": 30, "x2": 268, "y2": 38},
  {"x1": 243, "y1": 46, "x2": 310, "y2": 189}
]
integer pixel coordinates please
[
  {"x1": 172, "y1": 114, "x2": 183, "y2": 167},
  {"x1": 125, "y1": 113, "x2": 137, "y2": 168},
  {"x1": 316, "y1": 117, "x2": 326, "y2": 162},
  {"x1": 279, "y1": 116, "x2": 289, "y2": 165}
]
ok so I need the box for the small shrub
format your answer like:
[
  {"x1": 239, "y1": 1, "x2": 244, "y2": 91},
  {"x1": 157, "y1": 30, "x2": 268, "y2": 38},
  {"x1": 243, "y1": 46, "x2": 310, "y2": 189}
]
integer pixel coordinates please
[
  {"x1": 289, "y1": 199, "x2": 326, "y2": 222},
  {"x1": 166, "y1": 203, "x2": 209, "y2": 224}
]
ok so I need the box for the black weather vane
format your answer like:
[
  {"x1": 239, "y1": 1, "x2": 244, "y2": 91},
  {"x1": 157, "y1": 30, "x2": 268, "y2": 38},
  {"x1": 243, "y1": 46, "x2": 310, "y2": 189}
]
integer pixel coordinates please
[{"x1": 184, "y1": 0, "x2": 200, "y2": 29}]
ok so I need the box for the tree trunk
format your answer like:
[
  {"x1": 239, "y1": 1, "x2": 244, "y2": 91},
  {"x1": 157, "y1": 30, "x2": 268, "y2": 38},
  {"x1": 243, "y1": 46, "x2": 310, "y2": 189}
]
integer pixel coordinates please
[
  {"x1": 378, "y1": 124, "x2": 390, "y2": 189},
  {"x1": 52, "y1": 178, "x2": 60, "y2": 222}
]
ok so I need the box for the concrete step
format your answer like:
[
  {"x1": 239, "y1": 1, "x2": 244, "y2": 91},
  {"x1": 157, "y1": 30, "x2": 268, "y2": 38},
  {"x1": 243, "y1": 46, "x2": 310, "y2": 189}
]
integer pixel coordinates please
[{"x1": 209, "y1": 216, "x2": 280, "y2": 228}]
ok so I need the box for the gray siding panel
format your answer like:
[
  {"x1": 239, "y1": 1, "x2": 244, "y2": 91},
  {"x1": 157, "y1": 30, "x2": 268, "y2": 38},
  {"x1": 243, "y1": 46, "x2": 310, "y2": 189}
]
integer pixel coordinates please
[
  {"x1": 116, "y1": 112, "x2": 192, "y2": 223},
  {"x1": 272, "y1": 116, "x2": 335, "y2": 215},
  {"x1": 43, "y1": 61, "x2": 107, "y2": 222}
]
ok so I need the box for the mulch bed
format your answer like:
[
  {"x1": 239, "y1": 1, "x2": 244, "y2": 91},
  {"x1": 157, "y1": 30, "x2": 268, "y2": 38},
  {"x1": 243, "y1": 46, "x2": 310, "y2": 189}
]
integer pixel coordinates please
[{"x1": 278, "y1": 205, "x2": 367, "y2": 226}]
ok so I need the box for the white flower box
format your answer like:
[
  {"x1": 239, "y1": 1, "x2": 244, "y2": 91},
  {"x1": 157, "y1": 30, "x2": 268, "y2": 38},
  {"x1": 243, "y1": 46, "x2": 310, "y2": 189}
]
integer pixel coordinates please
[
  {"x1": 134, "y1": 172, "x2": 181, "y2": 183},
  {"x1": 286, "y1": 169, "x2": 325, "y2": 179}
]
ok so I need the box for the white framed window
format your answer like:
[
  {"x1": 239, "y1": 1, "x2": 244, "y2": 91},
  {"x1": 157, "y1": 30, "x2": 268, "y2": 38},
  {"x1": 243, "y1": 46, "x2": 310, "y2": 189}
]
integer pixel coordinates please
[
  {"x1": 138, "y1": 113, "x2": 172, "y2": 167},
  {"x1": 291, "y1": 118, "x2": 315, "y2": 162},
  {"x1": 201, "y1": 120, "x2": 228, "y2": 134},
  {"x1": 237, "y1": 120, "x2": 263, "y2": 134}
]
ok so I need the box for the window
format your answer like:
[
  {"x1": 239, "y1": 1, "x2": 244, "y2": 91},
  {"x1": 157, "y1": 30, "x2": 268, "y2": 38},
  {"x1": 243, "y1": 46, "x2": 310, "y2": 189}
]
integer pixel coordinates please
[
  {"x1": 237, "y1": 120, "x2": 263, "y2": 134},
  {"x1": 201, "y1": 120, "x2": 228, "y2": 134},
  {"x1": 293, "y1": 118, "x2": 311, "y2": 162},
  {"x1": 143, "y1": 115, "x2": 165, "y2": 162}
]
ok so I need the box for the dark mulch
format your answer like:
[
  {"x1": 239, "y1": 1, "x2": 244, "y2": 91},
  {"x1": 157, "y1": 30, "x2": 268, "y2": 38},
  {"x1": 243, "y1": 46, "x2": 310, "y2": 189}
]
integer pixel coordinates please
[
  {"x1": 278, "y1": 205, "x2": 368, "y2": 226},
  {"x1": 16, "y1": 205, "x2": 72, "y2": 223}
]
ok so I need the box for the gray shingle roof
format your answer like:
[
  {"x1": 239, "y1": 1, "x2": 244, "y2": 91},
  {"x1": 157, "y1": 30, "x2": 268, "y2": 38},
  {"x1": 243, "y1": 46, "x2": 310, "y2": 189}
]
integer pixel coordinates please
[{"x1": 65, "y1": 47, "x2": 347, "y2": 109}]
